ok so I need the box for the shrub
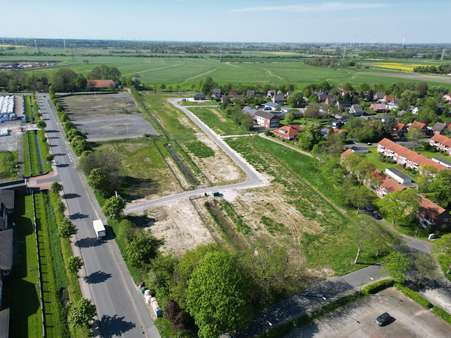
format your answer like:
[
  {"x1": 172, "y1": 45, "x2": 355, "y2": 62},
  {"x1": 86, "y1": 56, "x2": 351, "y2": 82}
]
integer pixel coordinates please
[
  {"x1": 395, "y1": 283, "x2": 433, "y2": 309},
  {"x1": 361, "y1": 278, "x2": 394, "y2": 295}
]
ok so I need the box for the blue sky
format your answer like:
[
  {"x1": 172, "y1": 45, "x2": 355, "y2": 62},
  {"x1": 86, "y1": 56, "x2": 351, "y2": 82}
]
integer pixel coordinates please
[{"x1": 2, "y1": 0, "x2": 450, "y2": 43}]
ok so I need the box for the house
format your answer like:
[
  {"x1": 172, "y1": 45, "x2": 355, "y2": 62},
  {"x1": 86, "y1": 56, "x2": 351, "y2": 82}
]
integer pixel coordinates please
[
  {"x1": 87, "y1": 79, "x2": 116, "y2": 90},
  {"x1": 387, "y1": 101, "x2": 399, "y2": 111},
  {"x1": 272, "y1": 91, "x2": 285, "y2": 104},
  {"x1": 272, "y1": 125, "x2": 303, "y2": 140},
  {"x1": 384, "y1": 168, "x2": 412, "y2": 185},
  {"x1": 317, "y1": 91, "x2": 328, "y2": 102},
  {"x1": 432, "y1": 122, "x2": 446, "y2": 135},
  {"x1": 393, "y1": 122, "x2": 408, "y2": 138},
  {"x1": 383, "y1": 95, "x2": 396, "y2": 103},
  {"x1": 375, "y1": 175, "x2": 406, "y2": 197},
  {"x1": 254, "y1": 111, "x2": 281, "y2": 129},
  {"x1": 373, "y1": 91, "x2": 385, "y2": 101},
  {"x1": 430, "y1": 134, "x2": 451, "y2": 155},
  {"x1": 263, "y1": 102, "x2": 281, "y2": 112},
  {"x1": 370, "y1": 103, "x2": 387, "y2": 113},
  {"x1": 349, "y1": 104, "x2": 365, "y2": 116},
  {"x1": 267, "y1": 90, "x2": 276, "y2": 98},
  {"x1": 442, "y1": 94, "x2": 451, "y2": 103},
  {"x1": 409, "y1": 121, "x2": 427, "y2": 132},
  {"x1": 242, "y1": 106, "x2": 258, "y2": 117},
  {"x1": 377, "y1": 138, "x2": 447, "y2": 172},
  {"x1": 335, "y1": 101, "x2": 352, "y2": 111},
  {"x1": 324, "y1": 95, "x2": 337, "y2": 106},
  {"x1": 418, "y1": 196, "x2": 450, "y2": 231},
  {"x1": 211, "y1": 88, "x2": 222, "y2": 101},
  {"x1": 432, "y1": 157, "x2": 451, "y2": 169},
  {"x1": 193, "y1": 93, "x2": 207, "y2": 101},
  {"x1": 340, "y1": 148, "x2": 355, "y2": 161}
]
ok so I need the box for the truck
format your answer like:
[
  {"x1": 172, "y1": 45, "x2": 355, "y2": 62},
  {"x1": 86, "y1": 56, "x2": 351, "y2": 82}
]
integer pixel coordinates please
[{"x1": 93, "y1": 219, "x2": 106, "y2": 239}]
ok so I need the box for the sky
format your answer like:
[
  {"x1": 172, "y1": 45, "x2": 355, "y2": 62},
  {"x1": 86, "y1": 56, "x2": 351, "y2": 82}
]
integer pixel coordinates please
[{"x1": 1, "y1": 0, "x2": 450, "y2": 43}]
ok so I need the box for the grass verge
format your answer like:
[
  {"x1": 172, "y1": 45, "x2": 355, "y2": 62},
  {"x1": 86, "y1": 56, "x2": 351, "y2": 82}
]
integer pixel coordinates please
[{"x1": 0, "y1": 151, "x2": 17, "y2": 180}]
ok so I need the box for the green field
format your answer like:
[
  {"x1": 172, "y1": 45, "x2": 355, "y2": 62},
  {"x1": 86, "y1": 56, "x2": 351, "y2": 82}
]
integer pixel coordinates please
[
  {"x1": 227, "y1": 136, "x2": 397, "y2": 274},
  {"x1": 3, "y1": 54, "x2": 451, "y2": 88},
  {"x1": 189, "y1": 107, "x2": 251, "y2": 135},
  {"x1": 22, "y1": 130, "x2": 51, "y2": 177},
  {"x1": 0, "y1": 151, "x2": 17, "y2": 180}
]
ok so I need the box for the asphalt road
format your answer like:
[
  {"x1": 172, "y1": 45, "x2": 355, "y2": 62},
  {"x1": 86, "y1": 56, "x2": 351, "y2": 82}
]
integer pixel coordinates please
[
  {"x1": 36, "y1": 94, "x2": 160, "y2": 338},
  {"x1": 124, "y1": 98, "x2": 268, "y2": 214}
]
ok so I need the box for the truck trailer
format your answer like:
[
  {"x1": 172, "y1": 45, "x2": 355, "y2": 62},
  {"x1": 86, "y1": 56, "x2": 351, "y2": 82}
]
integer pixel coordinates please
[{"x1": 93, "y1": 219, "x2": 106, "y2": 239}]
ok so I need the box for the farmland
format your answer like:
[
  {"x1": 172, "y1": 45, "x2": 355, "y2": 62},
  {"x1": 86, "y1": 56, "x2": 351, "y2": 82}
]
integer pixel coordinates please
[
  {"x1": 371, "y1": 62, "x2": 435, "y2": 72},
  {"x1": 189, "y1": 106, "x2": 252, "y2": 135},
  {"x1": 2, "y1": 54, "x2": 451, "y2": 88}
]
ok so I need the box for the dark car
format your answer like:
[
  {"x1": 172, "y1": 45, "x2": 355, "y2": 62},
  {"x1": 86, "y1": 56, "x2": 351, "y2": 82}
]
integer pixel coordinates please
[
  {"x1": 372, "y1": 211, "x2": 382, "y2": 220},
  {"x1": 213, "y1": 192, "x2": 223, "y2": 197},
  {"x1": 376, "y1": 312, "x2": 395, "y2": 326}
]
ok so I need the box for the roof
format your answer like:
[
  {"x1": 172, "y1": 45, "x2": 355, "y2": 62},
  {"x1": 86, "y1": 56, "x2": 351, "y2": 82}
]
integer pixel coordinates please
[
  {"x1": 385, "y1": 168, "x2": 412, "y2": 181},
  {"x1": 419, "y1": 196, "x2": 446, "y2": 220},
  {"x1": 0, "y1": 190, "x2": 14, "y2": 210},
  {"x1": 432, "y1": 122, "x2": 446, "y2": 132},
  {"x1": 0, "y1": 308, "x2": 9, "y2": 338},
  {"x1": 410, "y1": 121, "x2": 427, "y2": 130},
  {"x1": 341, "y1": 148, "x2": 355, "y2": 160},
  {"x1": 380, "y1": 176, "x2": 406, "y2": 194},
  {"x1": 255, "y1": 111, "x2": 280, "y2": 120},
  {"x1": 273, "y1": 125, "x2": 302, "y2": 138},
  {"x1": 395, "y1": 122, "x2": 406, "y2": 131},
  {"x1": 432, "y1": 133, "x2": 451, "y2": 148},
  {"x1": 378, "y1": 138, "x2": 447, "y2": 171},
  {"x1": 0, "y1": 228, "x2": 13, "y2": 271},
  {"x1": 370, "y1": 103, "x2": 387, "y2": 111},
  {"x1": 87, "y1": 79, "x2": 116, "y2": 89},
  {"x1": 384, "y1": 95, "x2": 396, "y2": 102}
]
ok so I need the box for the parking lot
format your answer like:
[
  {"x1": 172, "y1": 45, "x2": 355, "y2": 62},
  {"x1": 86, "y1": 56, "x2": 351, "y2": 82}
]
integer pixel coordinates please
[
  {"x1": 62, "y1": 93, "x2": 158, "y2": 142},
  {"x1": 285, "y1": 288, "x2": 450, "y2": 338},
  {"x1": 0, "y1": 122, "x2": 22, "y2": 152}
]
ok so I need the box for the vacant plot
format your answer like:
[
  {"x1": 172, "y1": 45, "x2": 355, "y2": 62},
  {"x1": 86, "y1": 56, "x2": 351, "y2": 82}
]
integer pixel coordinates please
[
  {"x1": 95, "y1": 138, "x2": 182, "y2": 200},
  {"x1": 285, "y1": 288, "x2": 451, "y2": 338},
  {"x1": 61, "y1": 93, "x2": 158, "y2": 141},
  {"x1": 189, "y1": 107, "x2": 251, "y2": 135},
  {"x1": 226, "y1": 136, "x2": 396, "y2": 275}
]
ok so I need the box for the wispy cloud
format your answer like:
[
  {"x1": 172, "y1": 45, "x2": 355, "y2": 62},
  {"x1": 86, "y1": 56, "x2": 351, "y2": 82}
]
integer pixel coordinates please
[{"x1": 232, "y1": 2, "x2": 391, "y2": 13}]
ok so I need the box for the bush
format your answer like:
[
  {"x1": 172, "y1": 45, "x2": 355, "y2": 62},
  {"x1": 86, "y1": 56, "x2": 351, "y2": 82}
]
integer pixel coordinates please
[
  {"x1": 395, "y1": 283, "x2": 432, "y2": 308},
  {"x1": 432, "y1": 306, "x2": 451, "y2": 325},
  {"x1": 361, "y1": 278, "x2": 394, "y2": 295}
]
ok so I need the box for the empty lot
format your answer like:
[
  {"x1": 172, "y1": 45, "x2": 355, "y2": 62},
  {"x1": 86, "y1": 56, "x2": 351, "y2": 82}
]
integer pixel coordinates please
[
  {"x1": 285, "y1": 288, "x2": 450, "y2": 338},
  {"x1": 61, "y1": 93, "x2": 158, "y2": 141}
]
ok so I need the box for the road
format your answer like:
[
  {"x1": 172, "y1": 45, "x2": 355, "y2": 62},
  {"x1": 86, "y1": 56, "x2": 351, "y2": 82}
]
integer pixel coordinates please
[
  {"x1": 36, "y1": 94, "x2": 160, "y2": 338},
  {"x1": 235, "y1": 265, "x2": 387, "y2": 338},
  {"x1": 124, "y1": 98, "x2": 268, "y2": 214}
]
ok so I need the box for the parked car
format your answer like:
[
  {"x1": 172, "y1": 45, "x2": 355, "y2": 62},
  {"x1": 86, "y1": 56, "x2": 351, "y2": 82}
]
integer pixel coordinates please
[
  {"x1": 213, "y1": 192, "x2": 223, "y2": 197},
  {"x1": 428, "y1": 233, "x2": 439, "y2": 240},
  {"x1": 376, "y1": 312, "x2": 395, "y2": 326},
  {"x1": 372, "y1": 211, "x2": 382, "y2": 220}
]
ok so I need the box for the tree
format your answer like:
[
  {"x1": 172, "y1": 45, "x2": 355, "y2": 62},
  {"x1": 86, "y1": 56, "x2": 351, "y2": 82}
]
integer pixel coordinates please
[
  {"x1": 37, "y1": 120, "x2": 47, "y2": 129},
  {"x1": 50, "y1": 182, "x2": 63, "y2": 194},
  {"x1": 103, "y1": 196, "x2": 125, "y2": 219},
  {"x1": 342, "y1": 183, "x2": 375, "y2": 209},
  {"x1": 88, "y1": 168, "x2": 109, "y2": 193},
  {"x1": 68, "y1": 298, "x2": 96, "y2": 328},
  {"x1": 186, "y1": 251, "x2": 251, "y2": 338},
  {"x1": 201, "y1": 77, "x2": 216, "y2": 95},
  {"x1": 59, "y1": 218, "x2": 77, "y2": 238},
  {"x1": 298, "y1": 123, "x2": 322, "y2": 150},
  {"x1": 407, "y1": 127, "x2": 425, "y2": 142},
  {"x1": 125, "y1": 232, "x2": 161, "y2": 268},
  {"x1": 383, "y1": 251, "x2": 410, "y2": 283},
  {"x1": 288, "y1": 91, "x2": 306, "y2": 108},
  {"x1": 68, "y1": 256, "x2": 84, "y2": 275},
  {"x1": 377, "y1": 189, "x2": 419, "y2": 227},
  {"x1": 52, "y1": 68, "x2": 86, "y2": 92},
  {"x1": 88, "y1": 65, "x2": 121, "y2": 81},
  {"x1": 284, "y1": 111, "x2": 295, "y2": 124},
  {"x1": 304, "y1": 104, "x2": 322, "y2": 118},
  {"x1": 428, "y1": 170, "x2": 451, "y2": 208}
]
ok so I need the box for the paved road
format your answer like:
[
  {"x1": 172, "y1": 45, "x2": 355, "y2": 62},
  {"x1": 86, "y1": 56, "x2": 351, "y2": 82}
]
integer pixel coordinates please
[
  {"x1": 235, "y1": 265, "x2": 386, "y2": 337},
  {"x1": 36, "y1": 94, "x2": 160, "y2": 338},
  {"x1": 124, "y1": 98, "x2": 268, "y2": 214}
]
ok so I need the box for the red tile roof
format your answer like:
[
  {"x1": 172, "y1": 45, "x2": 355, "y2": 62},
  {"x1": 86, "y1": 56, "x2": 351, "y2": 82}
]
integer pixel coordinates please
[
  {"x1": 395, "y1": 122, "x2": 406, "y2": 131},
  {"x1": 419, "y1": 196, "x2": 446, "y2": 220},
  {"x1": 432, "y1": 133, "x2": 451, "y2": 148},
  {"x1": 381, "y1": 176, "x2": 406, "y2": 194},
  {"x1": 341, "y1": 148, "x2": 354, "y2": 160},
  {"x1": 378, "y1": 138, "x2": 446, "y2": 171},
  {"x1": 370, "y1": 103, "x2": 387, "y2": 111},
  {"x1": 87, "y1": 79, "x2": 116, "y2": 89},
  {"x1": 384, "y1": 95, "x2": 396, "y2": 102},
  {"x1": 410, "y1": 121, "x2": 427, "y2": 130},
  {"x1": 273, "y1": 125, "x2": 302, "y2": 139}
]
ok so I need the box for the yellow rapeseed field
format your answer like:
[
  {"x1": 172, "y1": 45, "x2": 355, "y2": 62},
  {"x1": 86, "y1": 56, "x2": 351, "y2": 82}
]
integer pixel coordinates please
[{"x1": 373, "y1": 62, "x2": 432, "y2": 72}]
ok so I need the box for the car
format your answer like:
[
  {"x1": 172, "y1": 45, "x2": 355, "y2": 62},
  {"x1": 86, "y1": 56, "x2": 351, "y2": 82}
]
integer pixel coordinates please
[
  {"x1": 372, "y1": 211, "x2": 382, "y2": 220},
  {"x1": 213, "y1": 192, "x2": 223, "y2": 197},
  {"x1": 376, "y1": 312, "x2": 395, "y2": 326}
]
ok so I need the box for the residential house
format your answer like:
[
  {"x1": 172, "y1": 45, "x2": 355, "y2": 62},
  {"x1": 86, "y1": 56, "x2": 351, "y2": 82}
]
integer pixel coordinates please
[
  {"x1": 193, "y1": 93, "x2": 207, "y2": 101},
  {"x1": 267, "y1": 90, "x2": 276, "y2": 98},
  {"x1": 87, "y1": 79, "x2": 116, "y2": 90},
  {"x1": 432, "y1": 122, "x2": 446, "y2": 135},
  {"x1": 272, "y1": 91, "x2": 285, "y2": 104},
  {"x1": 432, "y1": 157, "x2": 451, "y2": 169},
  {"x1": 211, "y1": 88, "x2": 222, "y2": 101},
  {"x1": 317, "y1": 91, "x2": 328, "y2": 102},
  {"x1": 375, "y1": 175, "x2": 406, "y2": 198},
  {"x1": 384, "y1": 168, "x2": 412, "y2": 185},
  {"x1": 383, "y1": 95, "x2": 396, "y2": 103},
  {"x1": 409, "y1": 121, "x2": 427, "y2": 132},
  {"x1": 393, "y1": 122, "x2": 408, "y2": 138},
  {"x1": 332, "y1": 120, "x2": 345, "y2": 129},
  {"x1": 377, "y1": 138, "x2": 447, "y2": 172},
  {"x1": 272, "y1": 125, "x2": 303, "y2": 140},
  {"x1": 324, "y1": 95, "x2": 337, "y2": 106},
  {"x1": 373, "y1": 91, "x2": 385, "y2": 101},
  {"x1": 254, "y1": 111, "x2": 281, "y2": 129},
  {"x1": 349, "y1": 104, "x2": 365, "y2": 116},
  {"x1": 418, "y1": 196, "x2": 450, "y2": 231},
  {"x1": 369, "y1": 103, "x2": 387, "y2": 113},
  {"x1": 242, "y1": 106, "x2": 258, "y2": 117},
  {"x1": 430, "y1": 134, "x2": 451, "y2": 155},
  {"x1": 263, "y1": 102, "x2": 281, "y2": 112},
  {"x1": 335, "y1": 101, "x2": 352, "y2": 111}
]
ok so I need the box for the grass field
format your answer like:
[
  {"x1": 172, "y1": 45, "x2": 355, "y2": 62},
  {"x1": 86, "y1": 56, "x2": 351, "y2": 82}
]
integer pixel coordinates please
[
  {"x1": 4, "y1": 194, "x2": 43, "y2": 338},
  {"x1": 0, "y1": 151, "x2": 17, "y2": 180},
  {"x1": 189, "y1": 107, "x2": 251, "y2": 135},
  {"x1": 3, "y1": 54, "x2": 451, "y2": 88},
  {"x1": 227, "y1": 136, "x2": 396, "y2": 275},
  {"x1": 23, "y1": 130, "x2": 50, "y2": 177}
]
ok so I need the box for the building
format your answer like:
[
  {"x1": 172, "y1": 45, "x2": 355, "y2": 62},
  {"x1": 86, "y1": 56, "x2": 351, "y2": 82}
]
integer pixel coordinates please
[
  {"x1": 384, "y1": 168, "x2": 412, "y2": 185},
  {"x1": 370, "y1": 103, "x2": 387, "y2": 113},
  {"x1": 272, "y1": 91, "x2": 285, "y2": 104},
  {"x1": 430, "y1": 134, "x2": 451, "y2": 155},
  {"x1": 377, "y1": 138, "x2": 447, "y2": 172},
  {"x1": 442, "y1": 93, "x2": 451, "y2": 103},
  {"x1": 87, "y1": 79, "x2": 116, "y2": 90},
  {"x1": 263, "y1": 102, "x2": 281, "y2": 112},
  {"x1": 324, "y1": 95, "x2": 337, "y2": 106},
  {"x1": 418, "y1": 196, "x2": 450, "y2": 231},
  {"x1": 393, "y1": 122, "x2": 408, "y2": 138},
  {"x1": 432, "y1": 157, "x2": 451, "y2": 169},
  {"x1": 211, "y1": 88, "x2": 222, "y2": 101},
  {"x1": 431, "y1": 122, "x2": 446, "y2": 135},
  {"x1": 0, "y1": 96, "x2": 16, "y2": 123},
  {"x1": 409, "y1": 121, "x2": 427, "y2": 132},
  {"x1": 272, "y1": 125, "x2": 302, "y2": 140},
  {"x1": 375, "y1": 175, "x2": 406, "y2": 198},
  {"x1": 254, "y1": 111, "x2": 281, "y2": 129},
  {"x1": 349, "y1": 104, "x2": 365, "y2": 116}
]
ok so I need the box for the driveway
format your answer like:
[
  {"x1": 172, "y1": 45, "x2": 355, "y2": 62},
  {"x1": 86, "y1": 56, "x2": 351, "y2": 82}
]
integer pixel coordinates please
[
  {"x1": 124, "y1": 98, "x2": 268, "y2": 214},
  {"x1": 285, "y1": 288, "x2": 451, "y2": 338}
]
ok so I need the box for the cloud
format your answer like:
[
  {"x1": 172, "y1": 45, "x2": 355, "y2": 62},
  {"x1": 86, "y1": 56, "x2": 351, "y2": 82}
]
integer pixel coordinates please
[{"x1": 232, "y1": 2, "x2": 391, "y2": 13}]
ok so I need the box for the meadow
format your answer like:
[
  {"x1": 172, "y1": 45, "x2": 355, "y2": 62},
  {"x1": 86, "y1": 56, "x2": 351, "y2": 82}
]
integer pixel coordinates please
[{"x1": 3, "y1": 54, "x2": 451, "y2": 88}]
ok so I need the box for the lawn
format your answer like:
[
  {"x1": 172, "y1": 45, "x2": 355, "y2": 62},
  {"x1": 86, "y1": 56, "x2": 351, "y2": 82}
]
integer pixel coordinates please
[
  {"x1": 189, "y1": 107, "x2": 251, "y2": 135},
  {"x1": 0, "y1": 151, "x2": 17, "y2": 180},
  {"x1": 227, "y1": 136, "x2": 396, "y2": 275},
  {"x1": 3, "y1": 54, "x2": 451, "y2": 88},
  {"x1": 365, "y1": 148, "x2": 419, "y2": 181},
  {"x1": 184, "y1": 140, "x2": 215, "y2": 158},
  {"x1": 4, "y1": 194, "x2": 43, "y2": 338}
]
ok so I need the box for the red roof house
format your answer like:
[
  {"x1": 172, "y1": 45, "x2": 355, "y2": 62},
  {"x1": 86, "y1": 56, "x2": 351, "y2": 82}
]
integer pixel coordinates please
[
  {"x1": 430, "y1": 134, "x2": 451, "y2": 155},
  {"x1": 87, "y1": 79, "x2": 116, "y2": 90},
  {"x1": 272, "y1": 125, "x2": 303, "y2": 140}
]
